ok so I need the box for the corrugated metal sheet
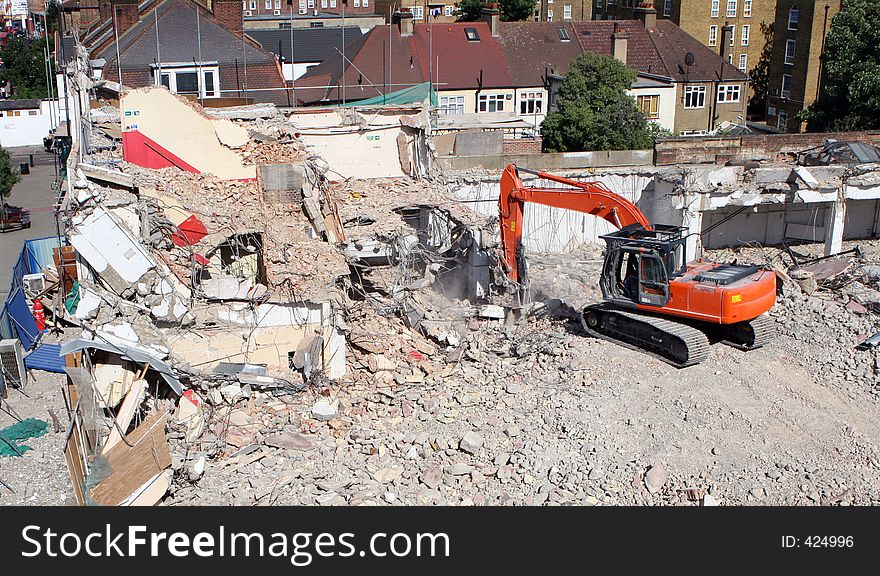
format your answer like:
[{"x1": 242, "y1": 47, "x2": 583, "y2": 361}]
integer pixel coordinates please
[
  {"x1": 25, "y1": 342, "x2": 66, "y2": 373},
  {"x1": 24, "y1": 236, "x2": 62, "y2": 274}
]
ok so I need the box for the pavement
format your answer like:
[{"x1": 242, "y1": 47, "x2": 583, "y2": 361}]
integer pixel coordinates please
[{"x1": 0, "y1": 147, "x2": 62, "y2": 300}]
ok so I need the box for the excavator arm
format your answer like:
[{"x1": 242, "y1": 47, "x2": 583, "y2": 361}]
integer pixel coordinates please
[{"x1": 498, "y1": 164, "x2": 651, "y2": 282}]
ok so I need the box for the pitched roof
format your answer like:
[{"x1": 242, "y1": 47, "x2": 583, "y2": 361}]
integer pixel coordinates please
[
  {"x1": 247, "y1": 27, "x2": 364, "y2": 64},
  {"x1": 97, "y1": 0, "x2": 276, "y2": 70},
  {"x1": 296, "y1": 25, "x2": 422, "y2": 105},
  {"x1": 0, "y1": 99, "x2": 41, "y2": 111},
  {"x1": 499, "y1": 19, "x2": 746, "y2": 87},
  {"x1": 410, "y1": 22, "x2": 513, "y2": 90}
]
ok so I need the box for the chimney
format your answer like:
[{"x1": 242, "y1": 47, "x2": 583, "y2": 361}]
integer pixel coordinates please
[
  {"x1": 481, "y1": 4, "x2": 500, "y2": 37},
  {"x1": 633, "y1": 1, "x2": 657, "y2": 29},
  {"x1": 99, "y1": 0, "x2": 112, "y2": 23},
  {"x1": 213, "y1": 0, "x2": 244, "y2": 36},
  {"x1": 612, "y1": 30, "x2": 628, "y2": 64},
  {"x1": 110, "y1": 0, "x2": 139, "y2": 35},
  {"x1": 392, "y1": 9, "x2": 414, "y2": 37}
]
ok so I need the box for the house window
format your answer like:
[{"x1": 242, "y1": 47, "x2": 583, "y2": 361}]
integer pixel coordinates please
[
  {"x1": 363, "y1": 0, "x2": 368, "y2": 5},
  {"x1": 728, "y1": 54, "x2": 733, "y2": 64},
  {"x1": 478, "y1": 93, "x2": 505, "y2": 112},
  {"x1": 726, "y1": 0, "x2": 736, "y2": 17},
  {"x1": 729, "y1": 24, "x2": 735, "y2": 46},
  {"x1": 265, "y1": 0, "x2": 271, "y2": 8},
  {"x1": 788, "y1": 5, "x2": 799, "y2": 30},
  {"x1": 684, "y1": 85, "x2": 706, "y2": 109},
  {"x1": 310, "y1": 21, "x2": 323, "y2": 27},
  {"x1": 636, "y1": 94, "x2": 660, "y2": 120},
  {"x1": 717, "y1": 84, "x2": 741, "y2": 103},
  {"x1": 28, "y1": 110, "x2": 38, "y2": 115},
  {"x1": 353, "y1": 0, "x2": 359, "y2": 6},
  {"x1": 154, "y1": 65, "x2": 220, "y2": 99},
  {"x1": 708, "y1": 25, "x2": 717, "y2": 46},
  {"x1": 299, "y1": 0, "x2": 305, "y2": 9},
  {"x1": 308, "y1": 0, "x2": 314, "y2": 7},
  {"x1": 446, "y1": 5, "x2": 454, "y2": 15},
  {"x1": 249, "y1": 0, "x2": 256, "y2": 9},
  {"x1": 412, "y1": 6, "x2": 423, "y2": 18},
  {"x1": 738, "y1": 53, "x2": 748, "y2": 71},
  {"x1": 547, "y1": 9, "x2": 553, "y2": 21},
  {"x1": 275, "y1": 0, "x2": 281, "y2": 7},
  {"x1": 321, "y1": 0, "x2": 327, "y2": 6},
  {"x1": 519, "y1": 91, "x2": 543, "y2": 115},
  {"x1": 564, "y1": 4, "x2": 572, "y2": 19},
  {"x1": 330, "y1": 0, "x2": 336, "y2": 7},
  {"x1": 711, "y1": 0, "x2": 719, "y2": 18},
  {"x1": 785, "y1": 39, "x2": 796, "y2": 65},
  {"x1": 557, "y1": 27, "x2": 570, "y2": 41},
  {"x1": 781, "y1": 74, "x2": 793, "y2": 99},
  {"x1": 663, "y1": 0, "x2": 671, "y2": 16},
  {"x1": 440, "y1": 95, "x2": 465, "y2": 115},
  {"x1": 744, "y1": 0, "x2": 751, "y2": 17},
  {"x1": 464, "y1": 27, "x2": 479, "y2": 41},
  {"x1": 741, "y1": 24, "x2": 749, "y2": 45}
]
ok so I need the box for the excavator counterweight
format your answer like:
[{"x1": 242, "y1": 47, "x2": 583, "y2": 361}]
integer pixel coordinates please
[{"x1": 498, "y1": 164, "x2": 776, "y2": 367}]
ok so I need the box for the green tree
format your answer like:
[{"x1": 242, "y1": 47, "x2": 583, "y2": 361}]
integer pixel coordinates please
[
  {"x1": 801, "y1": 0, "x2": 880, "y2": 132},
  {"x1": 46, "y1": 0, "x2": 60, "y2": 34},
  {"x1": 748, "y1": 22, "x2": 773, "y2": 117},
  {"x1": 0, "y1": 35, "x2": 50, "y2": 99},
  {"x1": 456, "y1": 0, "x2": 532, "y2": 22},
  {"x1": 541, "y1": 53, "x2": 654, "y2": 152},
  {"x1": 0, "y1": 147, "x2": 22, "y2": 203}
]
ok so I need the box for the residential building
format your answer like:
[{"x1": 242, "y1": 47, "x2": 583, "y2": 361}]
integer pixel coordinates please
[
  {"x1": 248, "y1": 26, "x2": 364, "y2": 80},
  {"x1": 83, "y1": 0, "x2": 288, "y2": 104},
  {"x1": 765, "y1": 0, "x2": 841, "y2": 132},
  {"x1": 296, "y1": 9, "x2": 516, "y2": 110},
  {"x1": 504, "y1": 4, "x2": 746, "y2": 134},
  {"x1": 243, "y1": 8, "x2": 384, "y2": 29},
  {"x1": 534, "y1": 0, "x2": 592, "y2": 23},
  {"x1": 372, "y1": 0, "x2": 458, "y2": 23}
]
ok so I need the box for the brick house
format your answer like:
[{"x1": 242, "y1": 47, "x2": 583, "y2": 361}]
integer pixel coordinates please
[
  {"x1": 77, "y1": 0, "x2": 288, "y2": 104},
  {"x1": 765, "y1": 0, "x2": 842, "y2": 133},
  {"x1": 534, "y1": 0, "x2": 592, "y2": 23}
]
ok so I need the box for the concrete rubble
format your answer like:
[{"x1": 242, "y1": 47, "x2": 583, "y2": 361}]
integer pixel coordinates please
[{"x1": 2, "y1": 51, "x2": 880, "y2": 507}]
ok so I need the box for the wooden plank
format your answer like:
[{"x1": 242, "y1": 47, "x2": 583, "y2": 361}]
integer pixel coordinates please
[
  {"x1": 102, "y1": 379, "x2": 147, "y2": 454},
  {"x1": 64, "y1": 418, "x2": 86, "y2": 506},
  {"x1": 90, "y1": 412, "x2": 171, "y2": 506},
  {"x1": 124, "y1": 470, "x2": 172, "y2": 506}
]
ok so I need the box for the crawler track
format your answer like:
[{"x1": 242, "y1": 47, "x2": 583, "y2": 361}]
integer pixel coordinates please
[
  {"x1": 712, "y1": 314, "x2": 776, "y2": 350},
  {"x1": 581, "y1": 304, "x2": 710, "y2": 368}
]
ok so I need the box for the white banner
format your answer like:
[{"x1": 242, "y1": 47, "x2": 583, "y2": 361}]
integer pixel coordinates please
[{"x1": 9, "y1": 0, "x2": 28, "y2": 17}]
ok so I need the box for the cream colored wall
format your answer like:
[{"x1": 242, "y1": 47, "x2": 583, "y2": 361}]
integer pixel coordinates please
[
  {"x1": 437, "y1": 88, "x2": 516, "y2": 115},
  {"x1": 627, "y1": 86, "x2": 677, "y2": 132},
  {"x1": 170, "y1": 324, "x2": 314, "y2": 371}
]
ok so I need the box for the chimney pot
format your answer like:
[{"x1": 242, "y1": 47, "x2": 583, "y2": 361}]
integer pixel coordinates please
[{"x1": 633, "y1": 1, "x2": 657, "y2": 29}]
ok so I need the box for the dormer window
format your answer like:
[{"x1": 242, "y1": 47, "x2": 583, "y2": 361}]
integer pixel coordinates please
[
  {"x1": 465, "y1": 27, "x2": 480, "y2": 42},
  {"x1": 557, "y1": 27, "x2": 570, "y2": 41}
]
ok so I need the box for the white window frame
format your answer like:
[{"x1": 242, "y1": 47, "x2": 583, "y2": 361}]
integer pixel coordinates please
[
  {"x1": 708, "y1": 25, "x2": 717, "y2": 47},
  {"x1": 249, "y1": 0, "x2": 256, "y2": 9},
  {"x1": 321, "y1": 0, "x2": 327, "y2": 6},
  {"x1": 781, "y1": 74, "x2": 793, "y2": 99},
  {"x1": 547, "y1": 9, "x2": 553, "y2": 21},
  {"x1": 777, "y1": 110, "x2": 789, "y2": 131},
  {"x1": 478, "y1": 93, "x2": 506, "y2": 113},
  {"x1": 738, "y1": 53, "x2": 748, "y2": 71},
  {"x1": 785, "y1": 39, "x2": 796, "y2": 65},
  {"x1": 563, "y1": 4, "x2": 572, "y2": 19},
  {"x1": 412, "y1": 5, "x2": 423, "y2": 19},
  {"x1": 363, "y1": 0, "x2": 368, "y2": 6},
  {"x1": 439, "y1": 95, "x2": 465, "y2": 115},
  {"x1": 264, "y1": 0, "x2": 271, "y2": 9},
  {"x1": 353, "y1": 0, "x2": 359, "y2": 6},
  {"x1": 741, "y1": 24, "x2": 749, "y2": 46},
  {"x1": 155, "y1": 65, "x2": 220, "y2": 99},
  {"x1": 445, "y1": 5, "x2": 454, "y2": 16},
  {"x1": 744, "y1": 0, "x2": 751, "y2": 17},
  {"x1": 717, "y1": 83, "x2": 741, "y2": 103},
  {"x1": 788, "y1": 5, "x2": 799, "y2": 30},
  {"x1": 275, "y1": 0, "x2": 281, "y2": 7},
  {"x1": 726, "y1": 0, "x2": 736, "y2": 18},
  {"x1": 711, "y1": 0, "x2": 719, "y2": 18},
  {"x1": 636, "y1": 94, "x2": 660, "y2": 120},
  {"x1": 308, "y1": 0, "x2": 314, "y2": 8},
  {"x1": 519, "y1": 90, "x2": 544, "y2": 115},
  {"x1": 663, "y1": 0, "x2": 671, "y2": 17},
  {"x1": 684, "y1": 85, "x2": 706, "y2": 109},
  {"x1": 730, "y1": 24, "x2": 735, "y2": 46},
  {"x1": 330, "y1": 0, "x2": 336, "y2": 6}
]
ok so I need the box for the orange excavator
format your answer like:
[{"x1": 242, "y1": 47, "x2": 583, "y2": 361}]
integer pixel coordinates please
[{"x1": 499, "y1": 164, "x2": 777, "y2": 367}]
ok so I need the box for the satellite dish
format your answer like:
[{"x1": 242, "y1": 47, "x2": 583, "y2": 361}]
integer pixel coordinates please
[{"x1": 685, "y1": 52, "x2": 695, "y2": 67}]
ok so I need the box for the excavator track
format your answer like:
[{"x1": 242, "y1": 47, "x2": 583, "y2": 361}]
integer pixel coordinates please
[
  {"x1": 581, "y1": 304, "x2": 710, "y2": 368},
  {"x1": 712, "y1": 314, "x2": 776, "y2": 351}
]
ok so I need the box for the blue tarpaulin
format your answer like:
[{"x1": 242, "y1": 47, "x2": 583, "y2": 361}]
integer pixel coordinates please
[
  {"x1": 5, "y1": 288, "x2": 39, "y2": 350},
  {"x1": 24, "y1": 342, "x2": 66, "y2": 373},
  {"x1": 0, "y1": 236, "x2": 62, "y2": 349}
]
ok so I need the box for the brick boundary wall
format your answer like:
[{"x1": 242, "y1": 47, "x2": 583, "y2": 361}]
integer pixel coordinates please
[
  {"x1": 655, "y1": 131, "x2": 880, "y2": 165},
  {"x1": 502, "y1": 137, "x2": 543, "y2": 156}
]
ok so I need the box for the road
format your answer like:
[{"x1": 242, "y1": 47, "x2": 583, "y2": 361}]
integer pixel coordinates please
[{"x1": 0, "y1": 147, "x2": 62, "y2": 300}]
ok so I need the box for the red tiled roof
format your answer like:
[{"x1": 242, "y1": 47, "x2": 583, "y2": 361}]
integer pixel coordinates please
[{"x1": 410, "y1": 22, "x2": 513, "y2": 90}]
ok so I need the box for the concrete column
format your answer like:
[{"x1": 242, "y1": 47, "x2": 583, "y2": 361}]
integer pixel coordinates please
[
  {"x1": 682, "y1": 192, "x2": 704, "y2": 260},
  {"x1": 823, "y1": 198, "x2": 846, "y2": 256}
]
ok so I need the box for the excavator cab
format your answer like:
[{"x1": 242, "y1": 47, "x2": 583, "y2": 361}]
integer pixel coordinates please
[{"x1": 600, "y1": 224, "x2": 688, "y2": 309}]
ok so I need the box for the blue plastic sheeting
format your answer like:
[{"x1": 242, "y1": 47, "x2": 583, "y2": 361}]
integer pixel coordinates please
[
  {"x1": 5, "y1": 288, "x2": 39, "y2": 350},
  {"x1": 24, "y1": 343, "x2": 66, "y2": 373}
]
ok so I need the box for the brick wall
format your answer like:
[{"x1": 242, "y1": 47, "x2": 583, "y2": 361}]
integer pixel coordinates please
[
  {"x1": 654, "y1": 131, "x2": 880, "y2": 165},
  {"x1": 502, "y1": 137, "x2": 543, "y2": 155},
  {"x1": 214, "y1": 0, "x2": 244, "y2": 36}
]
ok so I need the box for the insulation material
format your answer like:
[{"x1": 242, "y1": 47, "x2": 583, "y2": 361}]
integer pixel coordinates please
[{"x1": 121, "y1": 87, "x2": 256, "y2": 180}]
